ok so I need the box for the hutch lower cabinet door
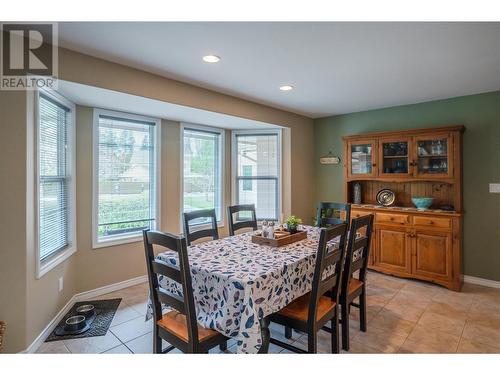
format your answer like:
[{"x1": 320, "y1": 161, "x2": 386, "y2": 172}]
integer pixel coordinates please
[
  {"x1": 373, "y1": 225, "x2": 412, "y2": 274},
  {"x1": 411, "y1": 230, "x2": 453, "y2": 281}
]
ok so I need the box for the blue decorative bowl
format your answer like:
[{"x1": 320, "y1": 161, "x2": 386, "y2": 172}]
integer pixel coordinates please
[{"x1": 411, "y1": 197, "x2": 434, "y2": 210}]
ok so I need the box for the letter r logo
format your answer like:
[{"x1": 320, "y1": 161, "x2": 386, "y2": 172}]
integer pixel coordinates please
[{"x1": 1, "y1": 23, "x2": 54, "y2": 76}]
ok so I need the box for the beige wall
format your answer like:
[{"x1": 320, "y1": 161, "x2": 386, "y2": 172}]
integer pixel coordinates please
[
  {"x1": 0, "y1": 47, "x2": 314, "y2": 353},
  {"x1": 0, "y1": 90, "x2": 28, "y2": 353}
]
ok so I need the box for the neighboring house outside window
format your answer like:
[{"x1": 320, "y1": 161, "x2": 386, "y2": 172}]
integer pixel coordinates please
[{"x1": 233, "y1": 130, "x2": 281, "y2": 221}]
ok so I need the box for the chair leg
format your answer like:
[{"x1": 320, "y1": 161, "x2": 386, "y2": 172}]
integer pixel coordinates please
[
  {"x1": 331, "y1": 306, "x2": 340, "y2": 354},
  {"x1": 285, "y1": 326, "x2": 292, "y2": 339},
  {"x1": 341, "y1": 303, "x2": 350, "y2": 351},
  {"x1": 359, "y1": 290, "x2": 367, "y2": 332},
  {"x1": 308, "y1": 332, "x2": 317, "y2": 354},
  {"x1": 219, "y1": 341, "x2": 228, "y2": 351},
  {"x1": 153, "y1": 326, "x2": 162, "y2": 354}
]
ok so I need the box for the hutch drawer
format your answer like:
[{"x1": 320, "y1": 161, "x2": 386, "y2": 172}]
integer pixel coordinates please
[
  {"x1": 351, "y1": 210, "x2": 369, "y2": 219},
  {"x1": 375, "y1": 212, "x2": 410, "y2": 225},
  {"x1": 413, "y1": 215, "x2": 452, "y2": 229}
]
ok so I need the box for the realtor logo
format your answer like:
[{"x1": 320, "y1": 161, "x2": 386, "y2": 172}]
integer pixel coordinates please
[{"x1": 1, "y1": 22, "x2": 58, "y2": 90}]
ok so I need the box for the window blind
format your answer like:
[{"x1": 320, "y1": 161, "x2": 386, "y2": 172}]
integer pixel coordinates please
[
  {"x1": 235, "y1": 133, "x2": 279, "y2": 220},
  {"x1": 183, "y1": 128, "x2": 222, "y2": 224},
  {"x1": 38, "y1": 94, "x2": 70, "y2": 260},
  {"x1": 97, "y1": 115, "x2": 156, "y2": 240}
]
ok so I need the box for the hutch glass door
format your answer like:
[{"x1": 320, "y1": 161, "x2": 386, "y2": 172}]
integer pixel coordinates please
[
  {"x1": 348, "y1": 140, "x2": 377, "y2": 177},
  {"x1": 414, "y1": 134, "x2": 453, "y2": 178},
  {"x1": 379, "y1": 138, "x2": 411, "y2": 177}
]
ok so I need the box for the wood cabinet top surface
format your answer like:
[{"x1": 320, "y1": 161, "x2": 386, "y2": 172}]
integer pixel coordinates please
[
  {"x1": 342, "y1": 125, "x2": 465, "y2": 141},
  {"x1": 351, "y1": 203, "x2": 462, "y2": 217}
]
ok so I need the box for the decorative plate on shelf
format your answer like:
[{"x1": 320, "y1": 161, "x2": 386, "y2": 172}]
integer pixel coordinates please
[{"x1": 376, "y1": 189, "x2": 395, "y2": 206}]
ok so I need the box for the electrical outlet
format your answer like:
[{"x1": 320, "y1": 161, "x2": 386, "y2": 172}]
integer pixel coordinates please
[
  {"x1": 489, "y1": 183, "x2": 500, "y2": 193},
  {"x1": 58, "y1": 276, "x2": 64, "y2": 292}
]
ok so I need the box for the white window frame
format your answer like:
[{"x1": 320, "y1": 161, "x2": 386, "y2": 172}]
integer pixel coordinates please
[
  {"x1": 231, "y1": 129, "x2": 282, "y2": 221},
  {"x1": 34, "y1": 88, "x2": 77, "y2": 278},
  {"x1": 180, "y1": 123, "x2": 225, "y2": 229},
  {"x1": 92, "y1": 108, "x2": 161, "y2": 249}
]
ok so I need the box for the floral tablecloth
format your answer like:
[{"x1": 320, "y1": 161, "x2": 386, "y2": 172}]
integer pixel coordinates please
[{"x1": 146, "y1": 225, "x2": 337, "y2": 353}]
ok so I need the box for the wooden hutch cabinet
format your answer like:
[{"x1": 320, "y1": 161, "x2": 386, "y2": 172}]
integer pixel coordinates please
[{"x1": 343, "y1": 126, "x2": 464, "y2": 291}]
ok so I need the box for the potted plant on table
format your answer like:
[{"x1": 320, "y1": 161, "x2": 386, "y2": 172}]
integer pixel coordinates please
[{"x1": 285, "y1": 215, "x2": 302, "y2": 234}]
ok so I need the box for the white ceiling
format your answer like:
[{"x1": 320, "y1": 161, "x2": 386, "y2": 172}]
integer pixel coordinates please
[
  {"x1": 56, "y1": 80, "x2": 281, "y2": 130},
  {"x1": 58, "y1": 22, "x2": 500, "y2": 118}
]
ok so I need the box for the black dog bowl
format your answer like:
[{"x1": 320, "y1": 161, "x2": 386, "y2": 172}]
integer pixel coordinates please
[{"x1": 76, "y1": 304, "x2": 95, "y2": 319}]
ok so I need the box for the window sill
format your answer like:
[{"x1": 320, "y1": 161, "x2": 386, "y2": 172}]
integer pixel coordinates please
[
  {"x1": 37, "y1": 245, "x2": 77, "y2": 279},
  {"x1": 92, "y1": 233, "x2": 143, "y2": 249}
]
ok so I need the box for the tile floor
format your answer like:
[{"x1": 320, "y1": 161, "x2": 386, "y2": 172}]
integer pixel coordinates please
[{"x1": 35, "y1": 272, "x2": 500, "y2": 354}]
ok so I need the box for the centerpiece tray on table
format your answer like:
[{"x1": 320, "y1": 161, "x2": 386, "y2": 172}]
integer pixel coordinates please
[{"x1": 251, "y1": 229, "x2": 307, "y2": 247}]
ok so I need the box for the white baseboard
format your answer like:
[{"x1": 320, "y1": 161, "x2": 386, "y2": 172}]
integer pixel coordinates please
[
  {"x1": 23, "y1": 275, "x2": 147, "y2": 353},
  {"x1": 23, "y1": 295, "x2": 79, "y2": 353},
  {"x1": 74, "y1": 275, "x2": 148, "y2": 301},
  {"x1": 464, "y1": 275, "x2": 500, "y2": 289}
]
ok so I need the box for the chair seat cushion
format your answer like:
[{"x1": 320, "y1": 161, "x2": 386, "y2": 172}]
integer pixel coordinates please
[
  {"x1": 348, "y1": 278, "x2": 364, "y2": 295},
  {"x1": 276, "y1": 293, "x2": 337, "y2": 322},
  {"x1": 157, "y1": 311, "x2": 220, "y2": 343}
]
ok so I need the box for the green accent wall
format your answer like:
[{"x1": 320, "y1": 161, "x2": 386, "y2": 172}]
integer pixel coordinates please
[{"x1": 314, "y1": 91, "x2": 500, "y2": 281}]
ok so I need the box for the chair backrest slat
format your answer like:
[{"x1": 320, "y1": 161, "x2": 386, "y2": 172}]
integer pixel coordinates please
[
  {"x1": 232, "y1": 221, "x2": 256, "y2": 232},
  {"x1": 341, "y1": 214, "x2": 374, "y2": 296},
  {"x1": 186, "y1": 228, "x2": 218, "y2": 244},
  {"x1": 323, "y1": 247, "x2": 342, "y2": 268},
  {"x1": 316, "y1": 202, "x2": 351, "y2": 228},
  {"x1": 319, "y1": 273, "x2": 340, "y2": 296},
  {"x1": 183, "y1": 209, "x2": 219, "y2": 246},
  {"x1": 152, "y1": 260, "x2": 182, "y2": 283},
  {"x1": 308, "y1": 224, "x2": 348, "y2": 325},
  {"x1": 350, "y1": 258, "x2": 363, "y2": 273},
  {"x1": 227, "y1": 204, "x2": 258, "y2": 236},
  {"x1": 157, "y1": 288, "x2": 186, "y2": 314},
  {"x1": 143, "y1": 230, "x2": 200, "y2": 346}
]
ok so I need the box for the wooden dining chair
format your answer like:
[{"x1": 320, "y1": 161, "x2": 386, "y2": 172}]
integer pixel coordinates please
[
  {"x1": 338, "y1": 214, "x2": 374, "y2": 351},
  {"x1": 269, "y1": 224, "x2": 348, "y2": 353},
  {"x1": 316, "y1": 202, "x2": 351, "y2": 228},
  {"x1": 183, "y1": 209, "x2": 219, "y2": 246},
  {"x1": 143, "y1": 230, "x2": 230, "y2": 353},
  {"x1": 227, "y1": 204, "x2": 258, "y2": 236}
]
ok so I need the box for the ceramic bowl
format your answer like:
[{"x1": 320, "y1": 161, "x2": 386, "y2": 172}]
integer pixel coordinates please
[{"x1": 411, "y1": 197, "x2": 434, "y2": 210}]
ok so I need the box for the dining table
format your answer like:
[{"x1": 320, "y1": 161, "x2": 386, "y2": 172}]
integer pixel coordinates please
[{"x1": 145, "y1": 225, "x2": 341, "y2": 354}]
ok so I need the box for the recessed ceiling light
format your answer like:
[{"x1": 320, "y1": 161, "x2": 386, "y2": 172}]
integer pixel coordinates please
[
  {"x1": 279, "y1": 85, "x2": 294, "y2": 91},
  {"x1": 202, "y1": 55, "x2": 220, "y2": 63}
]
